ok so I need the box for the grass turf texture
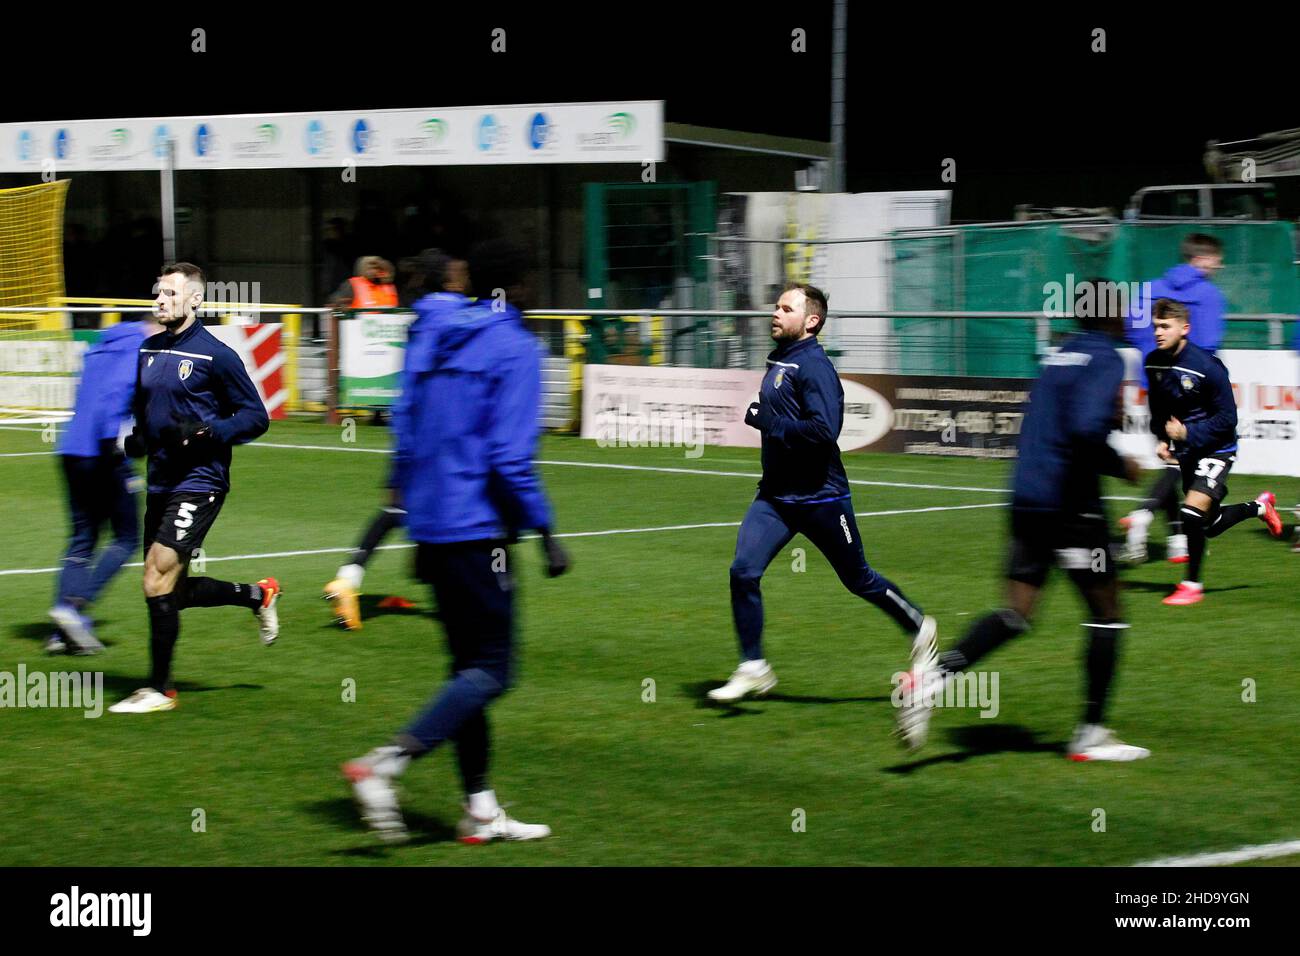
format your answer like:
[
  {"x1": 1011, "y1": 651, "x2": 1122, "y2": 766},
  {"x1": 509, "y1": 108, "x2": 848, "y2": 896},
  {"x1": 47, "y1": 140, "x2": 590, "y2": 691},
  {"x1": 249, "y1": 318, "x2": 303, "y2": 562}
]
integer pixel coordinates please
[{"x1": 1, "y1": 420, "x2": 1297, "y2": 866}]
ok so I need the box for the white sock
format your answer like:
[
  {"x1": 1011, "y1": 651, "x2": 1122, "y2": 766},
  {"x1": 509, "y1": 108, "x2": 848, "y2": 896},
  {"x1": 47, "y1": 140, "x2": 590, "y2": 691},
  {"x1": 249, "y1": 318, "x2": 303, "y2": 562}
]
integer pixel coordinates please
[
  {"x1": 1182, "y1": 580, "x2": 1203, "y2": 591},
  {"x1": 740, "y1": 658, "x2": 767, "y2": 672},
  {"x1": 468, "y1": 789, "x2": 499, "y2": 819},
  {"x1": 335, "y1": 563, "x2": 364, "y2": 590},
  {"x1": 1130, "y1": 509, "x2": 1153, "y2": 527}
]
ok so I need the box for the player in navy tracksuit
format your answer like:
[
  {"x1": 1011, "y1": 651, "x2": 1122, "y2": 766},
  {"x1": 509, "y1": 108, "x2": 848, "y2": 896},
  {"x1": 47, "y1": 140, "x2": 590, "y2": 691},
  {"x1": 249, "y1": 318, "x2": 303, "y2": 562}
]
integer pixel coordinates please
[
  {"x1": 48, "y1": 316, "x2": 158, "y2": 654},
  {"x1": 1121, "y1": 234, "x2": 1227, "y2": 564},
  {"x1": 1145, "y1": 299, "x2": 1283, "y2": 606},
  {"x1": 108, "y1": 263, "x2": 278, "y2": 715},
  {"x1": 897, "y1": 281, "x2": 1151, "y2": 761},
  {"x1": 323, "y1": 250, "x2": 470, "y2": 630},
  {"x1": 707, "y1": 284, "x2": 937, "y2": 704},
  {"x1": 343, "y1": 240, "x2": 568, "y2": 845}
]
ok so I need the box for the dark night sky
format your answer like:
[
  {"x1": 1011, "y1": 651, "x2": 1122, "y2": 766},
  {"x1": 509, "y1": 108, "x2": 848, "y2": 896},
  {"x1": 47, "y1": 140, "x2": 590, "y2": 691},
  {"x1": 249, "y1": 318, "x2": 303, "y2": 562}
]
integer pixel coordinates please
[{"x1": 6, "y1": 6, "x2": 1294, "y2": 219}]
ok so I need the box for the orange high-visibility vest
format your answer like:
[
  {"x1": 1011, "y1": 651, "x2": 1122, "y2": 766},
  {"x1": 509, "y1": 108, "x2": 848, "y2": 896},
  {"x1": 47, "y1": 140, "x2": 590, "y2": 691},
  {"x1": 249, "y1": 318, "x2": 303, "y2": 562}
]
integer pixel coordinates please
[{"x1": 348, "y1": 276, "x2": 398, "y2": 308}]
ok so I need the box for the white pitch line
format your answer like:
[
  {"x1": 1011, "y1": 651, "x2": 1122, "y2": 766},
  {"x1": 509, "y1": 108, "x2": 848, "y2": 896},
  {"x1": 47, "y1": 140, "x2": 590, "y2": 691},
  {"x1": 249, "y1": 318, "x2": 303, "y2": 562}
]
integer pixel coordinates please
[
  {"x1": 1134, "y1": 839, "x2": 1300, "y2": 868},
  {"x1": 0, "y1": 501, "x2": 1007, "y2": 577},
  {"x1": 191, "y1": 440, "x2": 1142, "y2": 500},
  {"x1": 0, "y1": 451, "x2": 58, "y2": 458}
]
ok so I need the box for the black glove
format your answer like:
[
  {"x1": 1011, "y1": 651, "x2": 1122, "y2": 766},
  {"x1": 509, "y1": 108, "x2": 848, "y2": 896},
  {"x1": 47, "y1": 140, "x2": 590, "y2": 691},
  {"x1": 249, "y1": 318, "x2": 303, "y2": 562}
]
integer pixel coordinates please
[
  {"x1": 744, "y1": 400, "x2": 773, "y2": 432},
  {"x1": 122, "y1": 429, "x2": 148, "y2": 459},
  {"x1": 539, "y1": 530, "x2": 570, "y2": 578},
  {"x1": 160, "y1": 419, "x2": 211, "y2": 450}
]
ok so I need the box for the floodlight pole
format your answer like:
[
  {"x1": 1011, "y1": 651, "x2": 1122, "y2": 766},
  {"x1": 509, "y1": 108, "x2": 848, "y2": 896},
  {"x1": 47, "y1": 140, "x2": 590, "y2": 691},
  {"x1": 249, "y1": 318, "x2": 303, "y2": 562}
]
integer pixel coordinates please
[
  {"x1": 830, "y1": 0, "x2": 847, "y2": 194},
  {"x1": 161, "y1": 139, "x2": 177, "y2": 263}
]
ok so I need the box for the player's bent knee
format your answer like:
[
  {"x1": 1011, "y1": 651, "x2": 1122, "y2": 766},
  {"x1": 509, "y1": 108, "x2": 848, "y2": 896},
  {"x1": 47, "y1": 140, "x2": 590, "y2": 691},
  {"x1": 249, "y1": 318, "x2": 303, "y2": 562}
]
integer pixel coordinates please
[
  {"x1": 1180, "y1": 504, "x2": 1208, "y2": 532},
  {"x1": 729, "y1": 563, "x2": 763, "y2": 588},
  {"x1": 460, "y1": 666, "x2": 508, "y2": 700}
]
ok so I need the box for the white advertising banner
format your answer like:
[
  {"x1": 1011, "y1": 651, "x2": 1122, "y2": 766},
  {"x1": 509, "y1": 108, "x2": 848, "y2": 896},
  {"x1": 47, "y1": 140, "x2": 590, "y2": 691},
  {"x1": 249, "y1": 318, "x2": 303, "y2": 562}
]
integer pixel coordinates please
[
  {"x1": 582, "y1": 364, "x2": 764, "y2": 453},
  {"x1": 1118, "y1": 348, "x2": 1299, "y2": 477},
  {"x1": 579, "y1": 364, "x2": 899, "y2": 455},
  {"x1": 0, "y1": 101, "x2": 663, "y2": 172}
]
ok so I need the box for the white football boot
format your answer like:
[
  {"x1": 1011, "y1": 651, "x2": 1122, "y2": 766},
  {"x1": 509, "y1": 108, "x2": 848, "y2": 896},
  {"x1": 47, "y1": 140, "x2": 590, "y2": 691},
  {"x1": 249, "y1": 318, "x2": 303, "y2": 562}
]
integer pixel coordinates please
[
  {"x1": 109, "y1": 688, "x2": 177, "y2": 714},
  {"x1": 341, "y1": 746, "x2": 411, "y2": 844},
  {"x1": 1067, "y1": 724, "x2": 1150, "y2": 762},
  {"x1": 895, "y1": 659, "x2": 951, "y2": 753},
  {"x1": 48, "y1": 604, "x2": 105, "y2": 654},
  {"x1": 1121, "y1": 509, "x2": 1152, "y2": 563},
  {"x1": 707, "y1": 659, "x2": 778, "y2": 702},
  {"x1": 255, "y1": 577, "x2": 281, "y2": 646},
  {"x1": 911, "y1": 615, "x2": 938, "y2": 668},
  {"x1": 456, "y1": 806, "x2": 552, "y2": 844}
]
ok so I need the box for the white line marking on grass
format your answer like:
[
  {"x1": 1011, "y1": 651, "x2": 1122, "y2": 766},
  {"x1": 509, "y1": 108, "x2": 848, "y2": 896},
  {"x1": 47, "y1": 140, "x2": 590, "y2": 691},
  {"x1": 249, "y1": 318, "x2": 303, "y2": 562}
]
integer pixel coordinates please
[
  {"x1": 1134, "y1": 839, "x2": 1300, "y2": 867},
  {"x1": 248, "y1": 442, "x2": 1145, "y2": 500},
  {"x1": 0, "y1": 502, "x2": 1008, "y2": 577},
  {"x1": 0, "y1": 451, "x2": 58, "y2": 458},
  {"x1": 255, "y1": 441, "x2": 391, "y2": 454}
]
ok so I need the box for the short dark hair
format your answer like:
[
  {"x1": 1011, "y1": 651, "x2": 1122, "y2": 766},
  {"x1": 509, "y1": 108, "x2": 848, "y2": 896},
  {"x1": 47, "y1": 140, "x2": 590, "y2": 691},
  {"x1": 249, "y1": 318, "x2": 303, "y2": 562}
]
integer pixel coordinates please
[
  {"x1": 417, "y1": 248, "x2": 454, "y2": 293},
  {"x1": 1153, "y1": 297, "x2": 1190, "y2": 325},
  {"x1": 1074, "y1": 277, "x2": 1119, "y2": 330},
  {"x1": 785, "y1": 283, "x2": 829, "y2": 335},
  {"x1": 1181, "y1": 233, "x2": 1223, "y2": 261},
  {"x1": 160, "y1": 261, "x2": 206, "y2": 290},
  {"x1": 468, "y1": 238, "x2": 529, "y2": 302}
]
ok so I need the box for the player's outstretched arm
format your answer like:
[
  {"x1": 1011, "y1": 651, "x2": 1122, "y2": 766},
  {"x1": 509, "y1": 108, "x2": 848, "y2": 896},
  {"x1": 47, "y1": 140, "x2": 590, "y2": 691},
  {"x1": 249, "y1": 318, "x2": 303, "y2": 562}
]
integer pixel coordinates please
[{"x1": 207, "y1": 349, "x2": 270, "y2": 445}]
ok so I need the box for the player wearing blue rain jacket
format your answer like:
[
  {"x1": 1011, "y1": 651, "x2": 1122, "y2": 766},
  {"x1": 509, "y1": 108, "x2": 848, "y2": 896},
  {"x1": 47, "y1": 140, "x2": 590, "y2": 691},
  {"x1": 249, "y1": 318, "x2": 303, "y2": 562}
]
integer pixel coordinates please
[
  {"x1": 323, "y1": 250, "x2": 471, "y2": 631},
  {"x1": 47, "y1": 316, "x2": 157, "y2": 654},
  {"x1": 108, "y1": 263, "x2": 279, "y2": 716},
  {"x1": 706, "y1": 283, "x2": 937, "y2": 705},
  {"x1": 343, "y1": 240, "x2": 567, "y2": 846}
]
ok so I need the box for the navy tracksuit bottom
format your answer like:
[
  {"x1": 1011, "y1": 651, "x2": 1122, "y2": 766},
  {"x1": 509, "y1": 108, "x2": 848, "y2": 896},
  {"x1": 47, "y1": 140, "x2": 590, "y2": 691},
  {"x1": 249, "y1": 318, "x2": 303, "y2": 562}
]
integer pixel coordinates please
[{"x1": 729, "y1": 495, "x2": 925, "y2": 661}]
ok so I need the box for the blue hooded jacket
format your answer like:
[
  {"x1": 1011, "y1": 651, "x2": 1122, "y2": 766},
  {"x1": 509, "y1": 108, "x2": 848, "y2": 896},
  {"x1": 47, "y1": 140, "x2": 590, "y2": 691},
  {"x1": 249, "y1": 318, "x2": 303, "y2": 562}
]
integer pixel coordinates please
[
  {"x1": 1125, "y1": 263, "x2": 1226, "y2": 360},
  {"x1": 58, "y1": 321, "x2": 150, "y2": 458},
  {"x1": 386, "y1": 291, "x2": 468, "y2": 487},
  {"x1": 391, "y1": 298, "x2": 553, "y2": 544}
]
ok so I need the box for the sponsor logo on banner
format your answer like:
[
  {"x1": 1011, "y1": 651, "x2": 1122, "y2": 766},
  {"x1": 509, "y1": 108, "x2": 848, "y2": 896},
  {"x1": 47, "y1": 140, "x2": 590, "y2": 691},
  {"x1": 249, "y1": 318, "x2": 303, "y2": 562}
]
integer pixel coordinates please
[
  {"x1": 54, "y1": 129, "x2": 71, "y2": 160},
  {"x1": 477, "y1": 114, "x2": 504, "y2": 152},
  {"x1": 528, "y1": 112, "x2": 554, "y2": 151},
  {"x1": 233, "y1": 122, "x2": 282, "y2": 157},
  {"x1": 392, "y1": 117, "x2": 450, "y2": 157},
  {"x1": 577, "y1": 111, "x2": 639, "y2": 151},
  {"x1": 193, "y1": 123, "x2": 216, "y2": 158},
  {"x1": 152, "y1": 125, "x2": 171, "y2": 158},
  {"x1": 305, "y1": 119, "x2": 328, "y2": 155},
  {"x1": 90, "y1": 127, "x2": 132, "y2": 161},
  {"x1": 351, "y1": 119, "x2": 373, "y2": 155},
  {"x1": 16, "y1": 130, "x2": 32, "y2": 162},
  {"x1": 838, "y1": 379, "x2": 894, "y2": 452}
]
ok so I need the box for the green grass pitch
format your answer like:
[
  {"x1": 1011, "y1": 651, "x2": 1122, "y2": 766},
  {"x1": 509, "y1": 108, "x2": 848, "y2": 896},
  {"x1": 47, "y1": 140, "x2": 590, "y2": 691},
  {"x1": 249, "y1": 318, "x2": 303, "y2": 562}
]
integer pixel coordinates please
[{"x1": 1, "y1": 420, "x2": 1297, "y2": 866}]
